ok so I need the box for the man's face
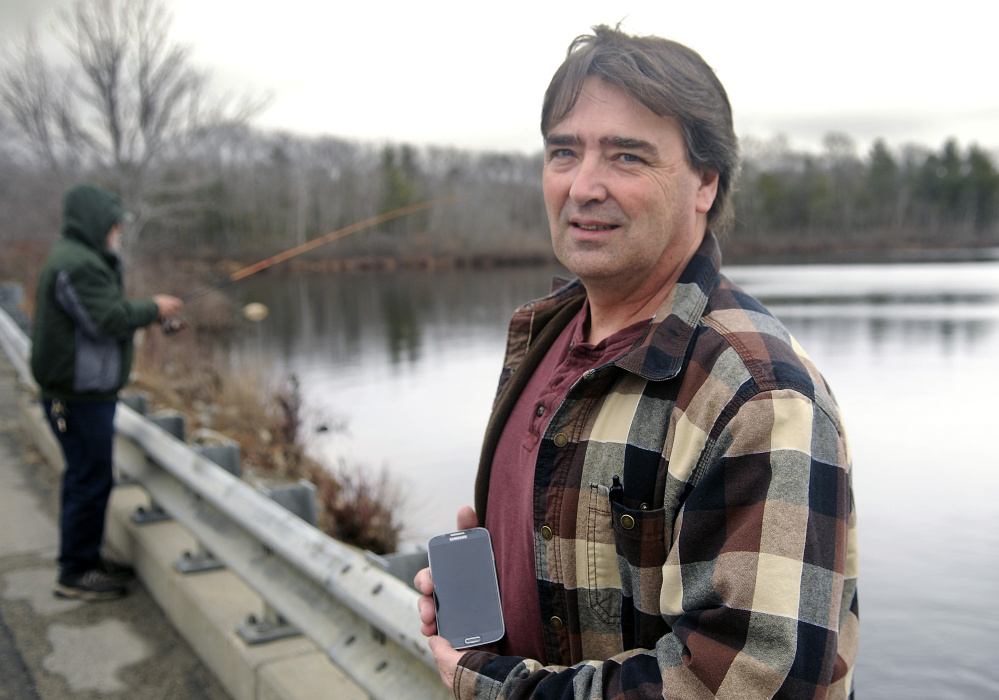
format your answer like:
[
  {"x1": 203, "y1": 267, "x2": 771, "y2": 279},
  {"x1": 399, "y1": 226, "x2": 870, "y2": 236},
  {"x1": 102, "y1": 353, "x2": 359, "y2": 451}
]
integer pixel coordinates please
[
  {"x1": 106, "y1": 223, "x2": 123, "y2": 254},
  {"x1": 542, "y1": 77, "x2": 718, "y2": 298}
]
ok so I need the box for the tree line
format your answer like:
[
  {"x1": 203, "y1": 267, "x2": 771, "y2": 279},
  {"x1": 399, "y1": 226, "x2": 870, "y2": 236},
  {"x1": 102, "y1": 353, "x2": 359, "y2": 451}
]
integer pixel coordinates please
[
  {"x1": 2, "y1": 0, "x2": 997, "y2": 271},
  {"x1": 734, "y1": 132, "x2": 999, "y2": 255}
]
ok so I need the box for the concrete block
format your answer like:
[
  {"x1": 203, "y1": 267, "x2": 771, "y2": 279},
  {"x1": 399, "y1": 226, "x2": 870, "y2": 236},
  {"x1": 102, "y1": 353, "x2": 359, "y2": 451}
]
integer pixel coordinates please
[{"x1": 258, "y1": 652, "x2": 369, "y2": 700}]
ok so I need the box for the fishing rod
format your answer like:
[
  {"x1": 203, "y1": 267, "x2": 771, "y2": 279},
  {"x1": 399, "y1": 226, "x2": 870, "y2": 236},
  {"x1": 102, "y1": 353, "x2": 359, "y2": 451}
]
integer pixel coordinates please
[{"x1": 163, "y1": 194, "x2": 464, "y2": 333}]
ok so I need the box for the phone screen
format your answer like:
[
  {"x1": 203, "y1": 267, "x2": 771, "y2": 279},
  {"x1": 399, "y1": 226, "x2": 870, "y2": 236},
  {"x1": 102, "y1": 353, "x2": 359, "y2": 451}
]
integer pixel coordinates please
[{"x1": 427, "y1": 527, "x2": 505, "y2": 649}]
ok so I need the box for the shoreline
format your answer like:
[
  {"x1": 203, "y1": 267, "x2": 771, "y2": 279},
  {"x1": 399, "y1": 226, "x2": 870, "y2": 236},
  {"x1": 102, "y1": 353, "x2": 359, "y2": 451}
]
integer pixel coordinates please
[{"x1": 173, "y1": 242, "x2": 999, "y2": 280}]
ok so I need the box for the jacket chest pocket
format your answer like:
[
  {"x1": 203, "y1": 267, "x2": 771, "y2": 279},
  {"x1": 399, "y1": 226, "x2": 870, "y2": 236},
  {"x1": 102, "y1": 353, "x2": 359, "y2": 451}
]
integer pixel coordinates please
[
  {"x1": 609, "y1": 498, "x2": 667, "y2": 613},
  {"x1": 610, "y1": 499, "x2": 670, "y2": 649},
  {"x1": 583, "y1": 483, "x2": 670, "y2": 648}
]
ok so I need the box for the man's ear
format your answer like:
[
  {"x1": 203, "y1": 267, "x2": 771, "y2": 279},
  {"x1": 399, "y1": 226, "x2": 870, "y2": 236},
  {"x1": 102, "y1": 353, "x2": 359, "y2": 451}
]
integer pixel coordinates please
[{"x1": 695, "y1": 170, "x2": 719, "y2": 214}]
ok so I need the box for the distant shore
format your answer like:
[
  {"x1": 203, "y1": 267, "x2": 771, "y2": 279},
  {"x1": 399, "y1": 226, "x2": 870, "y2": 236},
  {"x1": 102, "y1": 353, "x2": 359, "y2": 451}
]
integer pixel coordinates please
[{"x1": 175, "y1": 241, "x2": 999, "y2": 281}]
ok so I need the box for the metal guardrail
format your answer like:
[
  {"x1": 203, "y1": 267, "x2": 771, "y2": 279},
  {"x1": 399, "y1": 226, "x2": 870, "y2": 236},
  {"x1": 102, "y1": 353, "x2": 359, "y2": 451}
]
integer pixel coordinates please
[
  {"x1": 0, "y1": 302, "x2": 448, "y2": 700},
  {"x1": 0, "y1": 288, "x2": 32, "y2": 385}
]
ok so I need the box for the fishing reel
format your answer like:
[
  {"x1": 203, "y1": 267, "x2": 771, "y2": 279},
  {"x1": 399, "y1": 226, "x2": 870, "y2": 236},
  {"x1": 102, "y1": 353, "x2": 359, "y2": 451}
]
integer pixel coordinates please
[{"x1": 161, "y1": 316, "x2": 189, "y2": 335}]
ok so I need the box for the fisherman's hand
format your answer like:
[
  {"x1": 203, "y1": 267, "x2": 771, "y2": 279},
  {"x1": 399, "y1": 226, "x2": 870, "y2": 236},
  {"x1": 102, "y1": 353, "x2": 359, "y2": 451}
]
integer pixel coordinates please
[
  {"x1": 153, "y1": 294, "x2": 183, "y2": 320},
  {"x1": 415, "y1": 506, "x2": 479, "y2": 636}
]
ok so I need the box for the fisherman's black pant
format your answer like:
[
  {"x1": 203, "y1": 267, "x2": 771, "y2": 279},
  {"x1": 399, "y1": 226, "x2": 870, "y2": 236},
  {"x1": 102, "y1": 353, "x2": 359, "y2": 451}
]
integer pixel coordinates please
[{"x1": 43, "y1": 399, "x2": 117, "y2": 577}]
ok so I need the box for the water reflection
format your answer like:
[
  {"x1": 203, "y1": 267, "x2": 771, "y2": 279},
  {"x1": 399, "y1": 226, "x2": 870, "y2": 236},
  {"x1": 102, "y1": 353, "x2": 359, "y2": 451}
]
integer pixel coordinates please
[
  {"x1": 232, "y1": 259, "x2": 999, "y2": 699},
  {"x1": 232, "y1": 262, "x2": 999, "y2": 520}
]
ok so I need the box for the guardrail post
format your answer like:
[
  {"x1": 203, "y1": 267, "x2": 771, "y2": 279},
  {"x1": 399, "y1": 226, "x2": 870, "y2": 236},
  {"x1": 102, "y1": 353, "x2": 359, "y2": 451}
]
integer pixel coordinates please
[
  {"x1": 234, "y1": 479, "x2": 318, "y2": 644},
  {"x1": 192, "y1": 428, "x2": 242, "y2": 478},
  {"x1": 174, "y1": 545, "x2": 225, "y2": 574},
  {"x1": 237, "y1": 605, "x2": 302, "y2": 645},
  {"x1": 175, "y1": 431, "x2": 241, "y2": 572},
  {"x1": 173, "y1": 426, "x2": 238, "y2": 574},
  {"x1": 130, "y1": 408, "x2": 185, "y2": 525},
  {"x1": 149, "y1": 408, "x2": 185, "y2": 440},
  {"x1": 261, "y1": 479, "x2": 317, "y2": 526},
  {"x1": 119, "y1": 391, "x2": 149, "y2": 416},
  {"x1": 116, "y1": 393, "x2": 148, "y2": 488}
]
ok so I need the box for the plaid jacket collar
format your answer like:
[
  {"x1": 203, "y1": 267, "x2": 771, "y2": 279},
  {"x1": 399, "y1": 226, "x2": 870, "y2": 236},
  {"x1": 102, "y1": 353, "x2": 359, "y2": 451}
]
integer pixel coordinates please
[{"x1": 614, "y1": 233, "x2": 723, "y2": 380}]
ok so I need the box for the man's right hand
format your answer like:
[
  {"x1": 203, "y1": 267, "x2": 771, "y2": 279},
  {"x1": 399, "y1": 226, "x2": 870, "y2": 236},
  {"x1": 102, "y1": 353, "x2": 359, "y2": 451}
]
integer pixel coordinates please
[
  {"x1": 152, "y1": 294, "x2": 183, "y2": 320},
  {"x1": 415, "y1": 505, "x2": 480, "y2": 690}
]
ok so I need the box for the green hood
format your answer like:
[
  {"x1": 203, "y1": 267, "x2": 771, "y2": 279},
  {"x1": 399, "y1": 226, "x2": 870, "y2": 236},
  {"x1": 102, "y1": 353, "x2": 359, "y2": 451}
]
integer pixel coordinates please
[{"x1": 61, "y1": 183, "x2": 126, "y2": 252}]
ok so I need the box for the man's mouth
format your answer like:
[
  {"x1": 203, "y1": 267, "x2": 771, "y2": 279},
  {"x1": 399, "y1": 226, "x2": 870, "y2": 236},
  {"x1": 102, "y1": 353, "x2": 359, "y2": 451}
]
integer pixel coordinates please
[{"x1": 571, "y1": 221, "x2": 618, "y2": 232}]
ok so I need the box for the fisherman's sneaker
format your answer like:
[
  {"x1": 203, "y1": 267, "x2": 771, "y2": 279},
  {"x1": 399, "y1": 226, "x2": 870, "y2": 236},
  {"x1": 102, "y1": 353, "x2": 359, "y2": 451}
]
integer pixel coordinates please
[
  {"x1": 100, "y1": 557, "x2": 136, "y2": 582},
  {"x1": 54, "y1": 569, "x2": 128, "y2": 601}
]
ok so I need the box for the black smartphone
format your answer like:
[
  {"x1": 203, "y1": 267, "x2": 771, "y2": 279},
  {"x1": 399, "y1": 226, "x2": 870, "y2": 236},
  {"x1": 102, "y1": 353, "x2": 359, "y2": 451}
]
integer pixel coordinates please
[{"x1": 427, "y1": 527, "x2": 505, "y2": 649}]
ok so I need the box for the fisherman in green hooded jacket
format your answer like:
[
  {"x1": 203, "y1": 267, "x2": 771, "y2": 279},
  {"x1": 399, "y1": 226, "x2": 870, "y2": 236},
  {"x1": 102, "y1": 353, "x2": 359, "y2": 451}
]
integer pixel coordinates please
[{"x1": 31, "y1": 182, "x2": 182, "y2": 600}]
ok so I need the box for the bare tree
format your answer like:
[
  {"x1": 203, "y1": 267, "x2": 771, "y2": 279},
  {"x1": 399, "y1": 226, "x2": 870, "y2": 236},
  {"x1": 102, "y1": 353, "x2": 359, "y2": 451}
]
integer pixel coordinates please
[
  {"x1": 0, "y1": 0, "x2": 264, "y2": 246},
  {"x1": 0, "y1": 29, "x2": 83, "y2": 177}
]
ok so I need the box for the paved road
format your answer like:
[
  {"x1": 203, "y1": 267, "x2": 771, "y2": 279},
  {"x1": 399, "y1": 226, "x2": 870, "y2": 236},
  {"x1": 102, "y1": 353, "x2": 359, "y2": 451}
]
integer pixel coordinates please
[{"x1": 0, "y1": 348, "x2": 231, "y2": 700}]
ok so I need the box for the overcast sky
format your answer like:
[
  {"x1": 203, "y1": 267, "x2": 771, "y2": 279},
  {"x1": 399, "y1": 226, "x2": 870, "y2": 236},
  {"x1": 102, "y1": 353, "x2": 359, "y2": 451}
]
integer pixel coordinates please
[{"x1": 5, "y1": 0, "x2": 999, "y2": 156}]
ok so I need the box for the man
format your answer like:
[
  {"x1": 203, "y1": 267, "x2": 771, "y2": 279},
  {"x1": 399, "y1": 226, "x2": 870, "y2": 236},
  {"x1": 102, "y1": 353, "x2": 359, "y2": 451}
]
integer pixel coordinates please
[
  {"x1": 31, "y1": 183, "x2": 183, "y2": 600},
  {"x1": 416, "y1": 25, "x2": 858, "y2": 699}
]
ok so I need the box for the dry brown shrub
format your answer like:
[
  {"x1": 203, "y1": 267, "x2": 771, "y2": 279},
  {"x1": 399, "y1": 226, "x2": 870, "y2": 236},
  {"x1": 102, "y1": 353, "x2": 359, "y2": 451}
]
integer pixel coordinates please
[
  {"x1": 309, "y1": 460, "x2": 403, "y2": 555},
  {"x1": 130, "y1": 326, "x2": 405, "y2": 553}
]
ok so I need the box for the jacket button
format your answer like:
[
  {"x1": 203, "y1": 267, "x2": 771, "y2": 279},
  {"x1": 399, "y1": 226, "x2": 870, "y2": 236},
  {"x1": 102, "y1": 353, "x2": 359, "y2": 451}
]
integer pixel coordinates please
[
  {"x1": 550, "y1": 616, "x2": 564, "y2": 630},
  {"x1": 553, "y1": 433, "x2": 568, "y2": 447},
  {"x1": 536, "y1": 405, "x2": 545, "y2": 417},
  {"x1": 540, "y1": 525, "x2": 553, "y2": 540},
  {"x1": 620, "y1": 514, "x2": 635, "y2": 530}
]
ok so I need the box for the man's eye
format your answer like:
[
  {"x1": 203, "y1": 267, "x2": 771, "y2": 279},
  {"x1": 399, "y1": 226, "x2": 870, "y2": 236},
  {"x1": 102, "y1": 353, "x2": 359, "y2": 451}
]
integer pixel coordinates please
[
  {"x1": 617, "y1": 153, "x2": 641, "y2": 163},
  {"x1": 549, "y1": 148, "x2": 574, "y2": 159}
]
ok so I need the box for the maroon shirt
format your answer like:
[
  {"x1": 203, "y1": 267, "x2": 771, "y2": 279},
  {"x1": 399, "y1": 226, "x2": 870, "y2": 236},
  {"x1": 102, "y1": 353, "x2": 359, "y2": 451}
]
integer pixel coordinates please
[{"x1": 485, "y1": 301, "x2": 647, "y2": 660}]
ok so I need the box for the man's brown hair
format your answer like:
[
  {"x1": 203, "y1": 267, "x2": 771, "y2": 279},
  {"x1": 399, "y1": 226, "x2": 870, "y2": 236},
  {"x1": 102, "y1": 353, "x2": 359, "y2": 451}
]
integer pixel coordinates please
[{"x1": 542, "y1": 25, "x2": 740, "y2": 234}]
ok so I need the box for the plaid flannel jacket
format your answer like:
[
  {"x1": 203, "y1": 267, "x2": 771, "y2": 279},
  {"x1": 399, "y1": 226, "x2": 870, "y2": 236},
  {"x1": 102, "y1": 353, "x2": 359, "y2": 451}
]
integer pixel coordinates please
[{"x1": 465, "y1": 235, "x2": 859, "y2": 699}]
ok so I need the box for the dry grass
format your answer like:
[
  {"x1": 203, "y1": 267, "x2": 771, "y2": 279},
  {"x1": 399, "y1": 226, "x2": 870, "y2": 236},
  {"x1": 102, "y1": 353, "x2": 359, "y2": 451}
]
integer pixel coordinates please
[{"x1": 131, "y1": 324, "x2": 404, "y2": 554}]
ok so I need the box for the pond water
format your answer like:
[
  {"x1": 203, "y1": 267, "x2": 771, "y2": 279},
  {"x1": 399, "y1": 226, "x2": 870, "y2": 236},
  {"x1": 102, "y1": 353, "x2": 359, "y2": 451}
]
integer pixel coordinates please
[{"x1": 233, "y1": 256, "x2": 999, "y2": 698}]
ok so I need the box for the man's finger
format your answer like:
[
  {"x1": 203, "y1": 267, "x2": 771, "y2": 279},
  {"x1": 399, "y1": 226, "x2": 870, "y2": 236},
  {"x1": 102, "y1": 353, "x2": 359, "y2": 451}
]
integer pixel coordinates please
[
  {"x1": 413, "y1": 566, "x2": 432, "y2": 594},
  {"x1": 428, "y1": 635, "x2": 461, "y2": 691},
  {"x1": 456, "y1": 505, "x2": 478, "y2": 530},
  {"x1": 418, "y1": 594, "x2": 438, "y2": 630}
]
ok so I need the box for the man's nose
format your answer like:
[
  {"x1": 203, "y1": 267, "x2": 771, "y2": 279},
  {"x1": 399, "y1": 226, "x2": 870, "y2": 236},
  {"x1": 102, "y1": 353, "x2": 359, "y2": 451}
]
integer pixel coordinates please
[{"x1": 567, "y1": 155, "x2": 608, "y2": 205}]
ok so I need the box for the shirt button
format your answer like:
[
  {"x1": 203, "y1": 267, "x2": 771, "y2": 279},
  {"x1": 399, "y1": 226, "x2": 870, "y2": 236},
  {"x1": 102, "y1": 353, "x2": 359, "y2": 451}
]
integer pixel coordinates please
[
  {"x1": 620, "y1": 514, "x2": 636, "y2": 530},
  {"x1": 550, "y1": 616, "x2": 564, "y2": 630},
  {"x1": 553, "y1": 433, "x2": 568, "y2": 447},
  {"x1": 536, "y1": 406, "x2": 545, "y2": 417},
  {"x1": 540, "y1": 525, "x2": 553, "y2": 540}
]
